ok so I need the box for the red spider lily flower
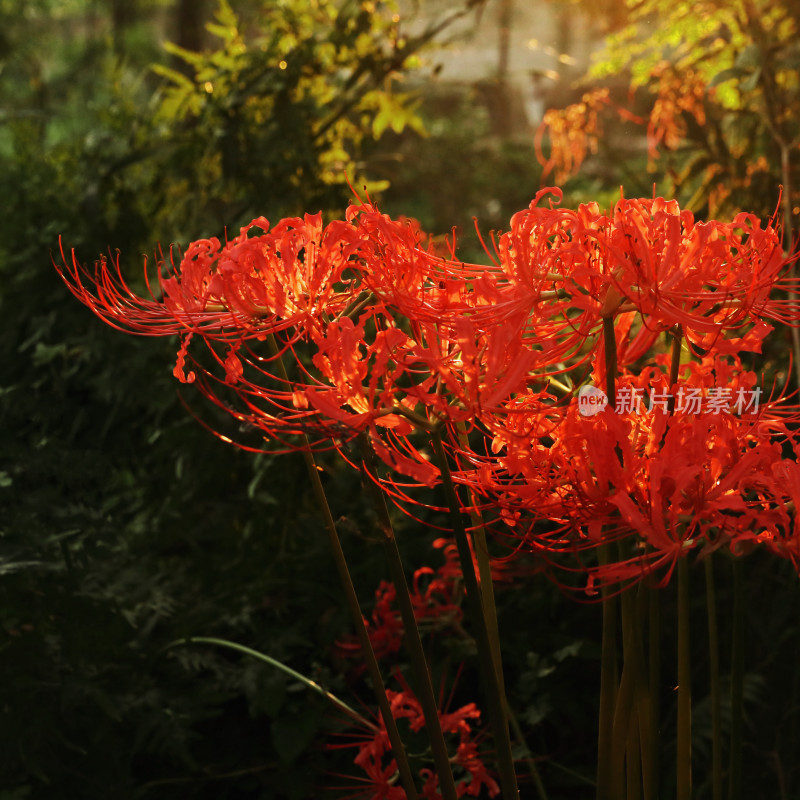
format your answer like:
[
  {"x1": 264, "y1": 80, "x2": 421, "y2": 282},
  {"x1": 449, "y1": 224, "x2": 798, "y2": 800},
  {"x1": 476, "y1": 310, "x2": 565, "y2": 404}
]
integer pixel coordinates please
[
  {"x1": 311, "y1": 206, "x2": 542, "y2": 423},
  {"x1": 335, "y1": 734, "x2": 408, "y2": 800},
  {"x1": 335, "y1": 579, "x2": 405, "y2": 664},
  {"x1": 584, "y1": 412, "x2": 786, "y2": 588},
  {"x1": 429, "y1": 537, "x2": 515, "y2": 588},
  {"x1": 335, "y1": 537, "x2": 516, "y2": 667},
  {"x1": 595, "y1": 198, "x2": 791, "y2": 336},
  {"x1": 329, "y1": 677, "x2": 498, "y2": 800},
  {"x1": 336, "y1": 553, "x2": 467, "y2": 665},
  {"x1": 459, "y1": 189, "x2": 796, "y2": 376},
  {"x1": 275, "y1": 284, "x2": 541, "y2": 483},
  {"x1": 461, "y1": 348, "x2": 800, "y2": 590},
  {"x1": 450, "y1": 738, "x2": 501, "y2": 798},
  {"x1": 302, "y1": 314, "x2": 424, "y2": 433},
  {"x1": 55, "y1": 211, "x2": 376, "y2": 445},
  {"x1": 760, "y1": 459, "x2": 800, "y2": 571},
  {"x1": 299, "y1": 309, "x2": 542, "y2": 458},
  {"x1": 55, "y1": 212, "x2": 366, "y2": 343},
  {"x1": 58, "y1": 204, "x2": 477, "y2": 457},
  {"x1": 410, "y1": 561, "x2": 463, "y2": 629},
  {"x1": 346, "y1": 204, "x2": 483, "y2": 322}
]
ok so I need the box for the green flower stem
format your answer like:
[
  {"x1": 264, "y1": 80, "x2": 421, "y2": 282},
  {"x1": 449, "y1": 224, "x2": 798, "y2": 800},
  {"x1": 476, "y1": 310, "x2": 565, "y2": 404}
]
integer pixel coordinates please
[
  {"x1": 611, "y1": 585, "x2": 637, "y2": 799},
  {"x1": 667, "y1": 326, "x2": 684, "y2": 414},
  {"x1": 648, "y1": 580, "x2": 661, "y2": 797},
  {"x1": 454, "y1": 422, "x2": 505, "y2": 700},
  {"x1": 612, "y1": 580, "x2": 655, "y2": 800},
  {"x1": 677, "y1": 557, "x2": 692, "y2": 800},
  {"x1": 430, "y1": 429, "x2": 520, "y2": 800},
  {"x1": 267, "y1": 335, "x2": 419, "y2": 800},
  {"x1": 627, "y1": 703, "x2": 642, "y2": 800},
  {"x1": 359, "y1": 436, "x2": 460, "y2": 800},
  {"x1": 602, "y1": 317, "x2": 618, "y2": 409},
  {"x1": 705, "y1": 556, "x2": 722, "y2": 800},
  {"x1": 611, "y1": 666, "x2": 634, "y2": 799},
  {"x1": 637, "y1": 583, "x2": 656, "y2": 800},
  {"x1": 168, "y1": 637, "x2": 374, "y2": 730},
  {"x1": 474, "y1": 529, "x2": 502, "y2": 673},
  {"x1": 596, "y1": 546, "x2": 618, "y2": 800},
  {"x1": 455, "y1": 422, "x2": 548, "y2": 800},
  {"x1": 507, "y1": 708, "x2": 550, "y2": 800},
  {"x1": 729, "y1": 558, "x2": 744, "y2": 800}
]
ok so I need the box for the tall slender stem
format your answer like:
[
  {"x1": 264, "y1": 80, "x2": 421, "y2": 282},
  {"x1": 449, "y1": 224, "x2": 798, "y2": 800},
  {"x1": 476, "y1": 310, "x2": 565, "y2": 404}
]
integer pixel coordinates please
[
  {"x1": 266, "y1": 335, "x2": 418, "y2": 799},
  {"x1": 430, "y1": 429, "x2": 520, "y2": 800},
  {"x1": 602, "y1": 316, "x2": 618, "y2": 410},
  {"x1": 611, "y1": 582, "x2": 637, "y2": 799},
  {"x1": 454, "y1": 423, "x2": 506, "y2": 699},
  {"x1": 637, "y1": 583, "x2": 657, "y2": 800},
  {"x1": 596, "y1": 551, "x2": 618, "y2": 800},
  {"x1": 627, "y1": 703, "x2": 642, "y2": 800},
  {"x1": 729, "y1": 558, "x2": 744, "y2": 800},
  {"x1": 676, "y1": 558, "x2": 692, "y2": 800},
  {"x1": 705, "y1": 556, "x2": 722, "y2": 800},
  {"x1": 649, "y1": 581, "x2": 661, "y2": 797},
  {"x1": 360, "y1": 436, "x2": 460, "y2": 800},
  {"x1": 598, "y1": 316, "x2": 620, "y2": 800},
  {"x1": 507, "y1": 709, "x2": 551, "y2": 800},
  {"x1": 611, "y1": 652, "x2": 634, "y2": 799},
  {"x1": 454, "y1": 427, "x2": 549, "y2": 799},
  {"x1": 667, "y1": 325, "x2": 683, "y2": 415}
]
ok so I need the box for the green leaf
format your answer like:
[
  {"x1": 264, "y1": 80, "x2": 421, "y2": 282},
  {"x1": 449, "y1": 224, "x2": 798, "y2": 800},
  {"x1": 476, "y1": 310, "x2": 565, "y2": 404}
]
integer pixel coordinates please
[
  {"x1": 31, "y1": 342, "x2": 66, "y2": 366},
  {"x1": 162, "y1": 40, "x2": 205, "y2": 68},
  {"x1": 741, "y1": 68, "x2": 762, "y2": 92},
  {"x1": 212, "y1": 0, "x2": 238, "y2": 32},
  {"x1": 735, "y1": 43, "x2": 763, "y2": 70},
  {"x1": 554, "y1": 641, "x2": 583, "y2": 662},
  {"x1": 370, "y1": 92, "x2": 423, "y2": 138},
  {"x1": 709, "y1": 67, "x2": 745, "y2": 88},
  {"x1": 150, "y1": 63, "x2": 195, "y2": 90},
  {"x1": 166, "y1": 637, "x2": 373, "y2": 729},
  {"x1": 0, "y1": 556, "x2": 42, "y2": 575}
]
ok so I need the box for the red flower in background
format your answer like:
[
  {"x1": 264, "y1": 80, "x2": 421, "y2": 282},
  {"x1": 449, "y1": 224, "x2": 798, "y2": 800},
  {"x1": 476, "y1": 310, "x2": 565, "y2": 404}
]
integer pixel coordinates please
[
  {"x1": 336, "y1": 536, "x2": 516, "y2": 667},
  {"x1": 329, "y1": 678, "x2": 498, "y2": 800}
]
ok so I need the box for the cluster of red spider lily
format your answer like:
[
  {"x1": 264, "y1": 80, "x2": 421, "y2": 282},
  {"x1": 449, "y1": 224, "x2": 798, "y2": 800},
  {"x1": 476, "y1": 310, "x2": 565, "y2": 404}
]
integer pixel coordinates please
[
  {"x1": 56, "y1": 186, "x2": 800, "y2": 596},
  {"x1": 336, "y1": 537, "x2": 512, "y2": 665},
  {"x1": 328, "y1": 675, "x2": 499, "y2": 800},
  {"x1": 57, "y1": 186, "x2": 800, "y2": 798}
]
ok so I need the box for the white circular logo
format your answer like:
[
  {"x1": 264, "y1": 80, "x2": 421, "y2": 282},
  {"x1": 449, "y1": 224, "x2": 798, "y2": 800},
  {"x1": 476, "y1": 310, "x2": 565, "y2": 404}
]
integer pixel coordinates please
[{"x1": 578, "y1": 384, "x2": 608, "y2": 417}]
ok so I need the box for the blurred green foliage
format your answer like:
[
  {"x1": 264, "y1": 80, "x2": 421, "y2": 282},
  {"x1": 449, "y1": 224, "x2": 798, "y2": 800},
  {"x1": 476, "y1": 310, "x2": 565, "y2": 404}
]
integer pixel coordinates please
[
  {"x1": 561, "y1": 0, "x2": 800, "y2": 221},
  {"x1": 370, "y1": 85, "x2": 548, "y2": 264}
]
